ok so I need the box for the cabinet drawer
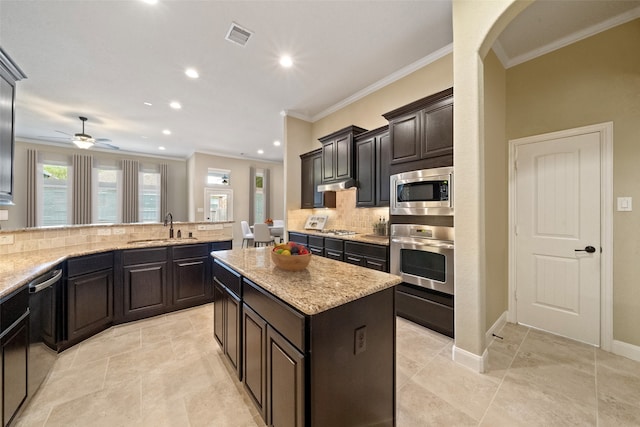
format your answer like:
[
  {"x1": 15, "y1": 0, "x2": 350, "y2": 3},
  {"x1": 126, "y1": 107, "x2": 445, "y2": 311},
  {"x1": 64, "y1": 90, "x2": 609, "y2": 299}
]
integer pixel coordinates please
[
  {"x1": 1, "y1": 287, "x2": 28, "y2": 331},
  {"x1": 243, "y1": 278, "x2": 305, "y2": 351},
  {"x1": 67, "y1": 252, "x2": 114, "y2": 277},
  {"x1": 213, "y1": 259, "x2": 242, "y2": 297},
  {"x1": 324, "y1": 249, "x2": 343, "y2": 262},
  {"x1": 344, "y1": 241, "x2": 387, "y2": 259},
  {"x1": 288, "y1": 232, "x2": 308, "y2": 245},
  {"x1": 365, "y1": 258, "x2": 387, "y2": 272},
  {"x1": 122, "y1": 247, "x2": 167, "y2": 266},
  {"x1": 324, "y1": 238, "x2": 343, "y2": 251},
  {"x1": 211, "y1": 240, "x2": 233, "y2": 251},
  {"x1": 309, "y1": 246, "x2": 323, "y2": 256},
  {"x1": 308, "y1": 235, "x2": 324, "y2": 248},
  {"x1": 173, "y1": 243, "x2": 209, "y2": 259}
]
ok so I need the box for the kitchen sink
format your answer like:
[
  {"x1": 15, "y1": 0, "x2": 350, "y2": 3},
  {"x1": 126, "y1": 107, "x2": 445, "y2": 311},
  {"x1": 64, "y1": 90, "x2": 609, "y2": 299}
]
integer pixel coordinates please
[{"x1": 127, "y1": 237, "x2": 198, "y2": 244}]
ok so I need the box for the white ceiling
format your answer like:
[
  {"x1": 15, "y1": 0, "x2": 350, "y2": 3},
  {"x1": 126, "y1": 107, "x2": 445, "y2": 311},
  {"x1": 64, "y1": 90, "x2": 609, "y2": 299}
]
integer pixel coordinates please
[{"x1": 1, "y1": 0, "x2": 638, "y2": 162}]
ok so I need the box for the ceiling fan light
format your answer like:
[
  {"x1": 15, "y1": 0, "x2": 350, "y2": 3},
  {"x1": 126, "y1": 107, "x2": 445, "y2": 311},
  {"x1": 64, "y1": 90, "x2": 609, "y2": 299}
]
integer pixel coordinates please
[{"x1": 72, "y1": 134, "x2": 95, "y2": 149}]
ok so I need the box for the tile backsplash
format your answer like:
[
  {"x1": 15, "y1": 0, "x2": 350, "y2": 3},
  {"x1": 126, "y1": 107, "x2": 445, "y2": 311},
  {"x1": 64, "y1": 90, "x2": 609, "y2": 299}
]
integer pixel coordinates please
[{"x1": 288, "y1": 188, "x2": 389, "y2": 234}]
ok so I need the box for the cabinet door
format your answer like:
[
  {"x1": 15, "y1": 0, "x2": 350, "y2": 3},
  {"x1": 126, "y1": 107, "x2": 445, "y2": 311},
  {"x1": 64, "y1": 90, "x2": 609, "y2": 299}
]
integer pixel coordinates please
[
  {"x1": 225, "y1": 290, "x2": 242, "y2": 379},
  {"x1": 243, "y1": 304, "x2": 267, "y2": 419},
  {"x1": 365, "y1": 257, "x2": 388, "y2": 272},
  {"x1": 67, "y1": 269, "x2": 113, "y2": 343},
  {"x1": 422, "y1": 102, "x2": 453, "y2": 159},
  {"x1": 2, "y1": 315, "x2": 28, "y2": 427},
  {"x1": 375, "y1": 132, "x2": 391, "y2": 206},
  {"x1": 390, "y1": 111, "x2": 421, "y2": 164},
  {"x1": 334, "y1": 134, "x2": 352, "y2": 181},
  {"x1": 355, "y1": 136, "x2": 375, "y2": 207},
  {"x1": 173, "y1": 256, "x2": 210, "y2": 309},
  {"x1": 300, "y1": 154, "x2": 314, "y2": 209},
  {"x1": 123, "y1": 262, "x2": 167, "y2": 321},
  {"x1": 266, "y1": 325, "x2": 305, "y2": 427},
  {"x1": 322, "y1": 140, "x2": 335, "y2": 182},
  {"x1": 312, "y1": 155, "x2": 326, "y2": 208},
  {"x1": 213, "y1": 279, "x2": 225, "y2": 347}
]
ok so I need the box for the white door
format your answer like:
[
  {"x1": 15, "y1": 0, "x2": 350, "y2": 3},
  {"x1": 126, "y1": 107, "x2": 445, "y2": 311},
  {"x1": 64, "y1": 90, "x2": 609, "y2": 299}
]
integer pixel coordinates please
[{"x1": 515, "y1": 131, "x2": 601, "y2": 345}]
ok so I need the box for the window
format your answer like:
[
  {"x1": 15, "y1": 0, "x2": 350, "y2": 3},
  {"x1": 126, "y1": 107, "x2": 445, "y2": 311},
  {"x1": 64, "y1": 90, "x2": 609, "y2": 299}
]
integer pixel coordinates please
[
  {"x1": 93, "y1": 168, "x2": 122, "y2": 223},
  {"x1": 254, "y1": 170, "x2": 265, "y2": 224},
  {"x1": 40, "y1": 163, "x2": 72, "y2": 226},
  {"x1": 207, "y1": 168, "x2": 230, "y2": 186},
  {"x1": 139, "y1": 171, "x2": 161, "y2": 222}
]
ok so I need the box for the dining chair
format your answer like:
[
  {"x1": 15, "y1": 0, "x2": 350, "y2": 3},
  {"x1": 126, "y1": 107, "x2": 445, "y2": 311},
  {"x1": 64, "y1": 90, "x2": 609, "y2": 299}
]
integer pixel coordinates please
[
  {"x1": 241, "y1": 221, "x2": 254, "y2": 248},
  {"x1": 253, "y1": 223, "x2": 274, "y2": 247}
]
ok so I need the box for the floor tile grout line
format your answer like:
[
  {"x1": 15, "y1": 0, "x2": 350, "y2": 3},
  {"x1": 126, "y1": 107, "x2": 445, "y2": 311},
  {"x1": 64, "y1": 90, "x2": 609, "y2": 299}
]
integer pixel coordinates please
[{"x1": 476, "y1": 325, "x2": 531, "y2": 426}]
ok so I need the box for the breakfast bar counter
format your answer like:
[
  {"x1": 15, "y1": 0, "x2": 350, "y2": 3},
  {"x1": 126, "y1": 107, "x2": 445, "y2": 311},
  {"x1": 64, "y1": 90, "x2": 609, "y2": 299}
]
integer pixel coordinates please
[{"x1": 211, "y1": 247, "x2": 401, "y2": 427}]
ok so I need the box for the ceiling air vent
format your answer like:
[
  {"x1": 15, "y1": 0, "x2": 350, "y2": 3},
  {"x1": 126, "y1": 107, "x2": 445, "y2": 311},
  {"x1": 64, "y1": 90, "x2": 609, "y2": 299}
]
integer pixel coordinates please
[{"x1": 225, "y1": 22, "x2": 253, "y2": 47}]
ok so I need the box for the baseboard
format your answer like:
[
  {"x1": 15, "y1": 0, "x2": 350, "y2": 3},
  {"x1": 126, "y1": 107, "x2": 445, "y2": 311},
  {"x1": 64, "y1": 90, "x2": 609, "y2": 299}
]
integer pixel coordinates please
[
  {"x1": 612, "y1": 339, "x2": 640, "y2": 362},
  {"x1": 485, "y1": 311, "x2": 508, "y2": 346},
  {"x1": 452, "y1": 345, "x2": 488, "y2": 373}
]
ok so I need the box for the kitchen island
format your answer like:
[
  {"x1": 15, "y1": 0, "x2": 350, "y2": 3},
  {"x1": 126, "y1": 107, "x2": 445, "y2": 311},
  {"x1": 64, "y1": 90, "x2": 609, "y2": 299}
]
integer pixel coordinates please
[{"x1": 211, "y1": 247, "x2": 401, "y2": 427}]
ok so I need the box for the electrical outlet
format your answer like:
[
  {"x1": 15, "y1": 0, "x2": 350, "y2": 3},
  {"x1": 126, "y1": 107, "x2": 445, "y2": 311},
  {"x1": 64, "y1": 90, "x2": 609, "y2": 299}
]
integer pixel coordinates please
[
  {"x1": 0, "y1": 234, "x2": 15, "y2": 245},
  {"x1": 207, "y1": 224, "x2": 223, "y2": 230},
  {"x1": 112, "y1": 228, "x2": 126, "y2": 235},
  {"x1": 354, "y1": 326, "x2": 367, "y2": 355},
  {"x1": 97, "y1": 228, "x2": 112, "y2": 236}
]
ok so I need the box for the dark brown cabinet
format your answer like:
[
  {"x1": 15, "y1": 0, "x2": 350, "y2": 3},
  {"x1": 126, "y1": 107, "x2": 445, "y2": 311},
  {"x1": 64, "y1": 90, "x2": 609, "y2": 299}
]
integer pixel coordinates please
[
  {"x1": 300, "y1": 149, "x2": 335, "y2": 209},
  {"x1": 344, "y1": 241, "x2": 389, "y2": 272},
  {"x1": 65, "y1": 252, "x2": 114, "y2": 345},
  {"x1": 384, "y1": 87, "x2": 453, "y2": 172},
  {"x1": 0, "y1": 49, "x2": 26, "y2": 206},
  {"x1": 172, "y1": 244, "x2": 212, "y2": 310},
  {"x1": 355, "y1": 126, "x2": 390, "y2": 207},
  {"x1": 213, "y1": 259, "x2": 242, "y2": 379},
  {"x1": 308, "y1": 235, "x2": 324, "y2": 256},
  {"x1": 121, "y1": 247, "x2": 169, "y2": 322},
  {"x1": 319, "y1": 125, "x2": 367, "y2": 184},
  {"x1": 242, "y1": 303, "x2": 267, "y2": 419},
  {"x1": 323, "y1": 238, "x2": 344, "y2": 262},
  {"x1": 1, "y1": 287, "x2": 29, "y2": 427},
  {"x1": 266, "y1": 324, "x2": 304, "y2": 427},
  {"x1": 288, "y1": 232, "x2": 308, "y2": 246}
]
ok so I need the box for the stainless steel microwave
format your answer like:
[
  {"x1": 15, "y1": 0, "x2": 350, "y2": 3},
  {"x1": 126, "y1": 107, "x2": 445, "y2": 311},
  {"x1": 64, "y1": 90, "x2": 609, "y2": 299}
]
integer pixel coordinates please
[{"x1": 390, "y1": 167, "x2": 453, "y2": 215}]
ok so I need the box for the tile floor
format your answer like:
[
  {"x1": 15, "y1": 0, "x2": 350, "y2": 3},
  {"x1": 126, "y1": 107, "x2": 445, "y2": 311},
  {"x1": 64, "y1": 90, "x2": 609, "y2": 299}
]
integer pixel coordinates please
[{"x1": 13, "y1": 303, "x2": 640, "y2": 426}]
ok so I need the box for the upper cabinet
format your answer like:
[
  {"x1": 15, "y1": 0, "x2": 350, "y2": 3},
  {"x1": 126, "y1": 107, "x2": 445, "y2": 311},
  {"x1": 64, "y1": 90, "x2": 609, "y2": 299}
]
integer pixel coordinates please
[
  {"x1": 383, "y1": 87, "x2": 453, "y2": 174},
  {"x1": 355, "y1": 126, "x2": 390, "y2": 207},
  {"x1": 300, "y1": 149, "x2": 335, "y2": 209},
  {"x1": 319, "y1": 125, "x2": 367, "y2": 183},
  {"x1": 0, "y1": 48, "x2": 27, "y2": 205}
]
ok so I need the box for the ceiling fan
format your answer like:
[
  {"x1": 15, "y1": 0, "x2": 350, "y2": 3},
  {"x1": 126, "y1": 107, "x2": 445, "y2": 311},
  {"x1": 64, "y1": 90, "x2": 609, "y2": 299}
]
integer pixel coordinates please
[{"x1": 46, "y1": 116, "x2": 119, "y2": 150}]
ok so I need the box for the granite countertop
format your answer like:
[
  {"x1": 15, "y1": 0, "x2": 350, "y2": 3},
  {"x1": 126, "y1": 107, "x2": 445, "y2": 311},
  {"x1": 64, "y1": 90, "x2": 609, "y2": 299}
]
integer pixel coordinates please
[
  {"x1": 0, "y1": 236, "x2": 233, "y2": 300},
  {"x1": 288, "y1": 229, "x2": 390, "y2": 246},
  {"x1": 212, "y1": 247, "x2": 401, "y2": 316}
]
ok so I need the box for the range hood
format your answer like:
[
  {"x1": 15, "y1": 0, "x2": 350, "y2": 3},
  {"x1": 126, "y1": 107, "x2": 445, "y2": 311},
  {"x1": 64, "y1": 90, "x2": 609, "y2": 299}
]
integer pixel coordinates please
[{"x1": 317, "y1": 178, "x2": 356, "y2": 192}]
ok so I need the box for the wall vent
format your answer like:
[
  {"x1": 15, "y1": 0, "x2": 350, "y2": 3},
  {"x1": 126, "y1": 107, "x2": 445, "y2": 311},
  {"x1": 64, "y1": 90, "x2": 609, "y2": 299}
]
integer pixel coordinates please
[{"x1": 225, "y1": 22, "x2": 253, "y2": 47}]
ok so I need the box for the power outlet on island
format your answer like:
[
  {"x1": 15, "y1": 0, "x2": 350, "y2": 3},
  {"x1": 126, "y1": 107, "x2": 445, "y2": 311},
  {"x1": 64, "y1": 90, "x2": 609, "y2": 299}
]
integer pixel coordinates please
[{"x1": 354, "y1": 326, "x2": 367, "y2": 355}]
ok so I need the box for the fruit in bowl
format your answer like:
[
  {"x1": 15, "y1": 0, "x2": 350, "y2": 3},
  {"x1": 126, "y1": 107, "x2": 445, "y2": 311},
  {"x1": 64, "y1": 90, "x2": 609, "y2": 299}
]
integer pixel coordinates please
[{"x1": 271, "y1": 242, "x2": 312, "y2": 271}]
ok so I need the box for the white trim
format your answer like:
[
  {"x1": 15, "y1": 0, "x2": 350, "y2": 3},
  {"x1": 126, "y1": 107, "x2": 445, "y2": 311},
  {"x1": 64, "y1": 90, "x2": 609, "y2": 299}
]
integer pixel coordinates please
[
  {"x1": 508, "y1": 122, "x2": 614, "y2": 350},
  {"x1": 310, "y1": 44, "x2": 453, "y2": 123},
  {"x1": 452, "y1": 345, "x2": 488, "y2": 373},
  {"x1": 502, "y1": 6, "x2": 640, "y2": 68},
  {"x1": 490, "y1": 40, "x2": 510, "y2": 67},
  {"x1": 485, "y1": 311, "x2": 508, "y2": 346},
  {"x1": 612, "y1": 340, "x2": 640, "y2": 363}
]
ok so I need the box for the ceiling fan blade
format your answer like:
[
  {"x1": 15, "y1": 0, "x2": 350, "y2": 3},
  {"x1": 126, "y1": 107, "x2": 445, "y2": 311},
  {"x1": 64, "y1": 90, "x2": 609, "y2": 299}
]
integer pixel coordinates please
[
  {"x1": 38, "y1": 135, "x2": 71, "y2": 140},
  {"x1": 95, "y1": 137, "x2": 112, "y2": 143},
  {"x1": 55, "y1": 130, "x2": 72, "y2": 136},
  {"x1": 95, "y1": 141, "x2": 120, "y2": 150}
]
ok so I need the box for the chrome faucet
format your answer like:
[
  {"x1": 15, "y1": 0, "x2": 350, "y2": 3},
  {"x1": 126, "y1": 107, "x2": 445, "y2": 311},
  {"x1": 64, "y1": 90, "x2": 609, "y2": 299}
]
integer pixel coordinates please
[{"x1": 164, "y1": 212, "x2": 174, "y2": 239}]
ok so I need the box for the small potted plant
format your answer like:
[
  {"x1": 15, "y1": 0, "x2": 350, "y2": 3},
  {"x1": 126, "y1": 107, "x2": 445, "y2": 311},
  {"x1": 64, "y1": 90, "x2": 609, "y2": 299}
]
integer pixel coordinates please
[{"x1": 265, "y1": 218, "x2": 274, "y2": 226}]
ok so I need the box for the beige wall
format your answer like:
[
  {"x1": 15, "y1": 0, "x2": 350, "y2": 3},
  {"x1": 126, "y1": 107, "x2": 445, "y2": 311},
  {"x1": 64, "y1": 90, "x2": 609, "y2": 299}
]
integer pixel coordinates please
[
  {"x1": 506, "y1": 19, "x2": 640, "y2": 346},
  {"x1": 284, "y1": 116, "x2": 313, "y2": 212},
  {"x1": 187, "y1": 152, "x2": 284, "y2": 248},
  {"x1": 483, "y1": 49, "x2": 509, "y2": 329},
  {"x1": 6, "y1": 140, "x2": 189, "y2": 230}
]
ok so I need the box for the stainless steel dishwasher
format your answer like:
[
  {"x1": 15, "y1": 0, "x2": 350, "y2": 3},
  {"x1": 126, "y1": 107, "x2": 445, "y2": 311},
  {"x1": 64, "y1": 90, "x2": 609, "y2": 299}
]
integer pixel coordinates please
[{"x1": 28, "y1": 268, "x2": 62, "y2": 396}]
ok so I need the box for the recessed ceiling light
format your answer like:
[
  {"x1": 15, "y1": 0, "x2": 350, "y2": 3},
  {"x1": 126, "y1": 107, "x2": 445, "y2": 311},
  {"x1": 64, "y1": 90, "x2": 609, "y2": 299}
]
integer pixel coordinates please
[
  {"x1": 158, "y1": 146, "x2": 166, "y2": 151},
  {"x1": 279, "y1": 55, "x2": 293, "y2": 68},
  {"x1": 185, "y1": 68, "x2": 199, "y2": 79},
  {"x1": 273, "y1": 140, "x2": 281, "y2": 147},
  {"x1": 162, "y1": 129, "x2": 171, "y2": 135},
  {"x1": 169, "y1": 101, "x2": 182, "y2": 109},
  {"x1": 144, "y1": 102, "x2": 152, "y2": 106},
  {"x1": 141, "y1": 0, "x2": 158, "y2": 4},
  {"x1": 257, "y1": 149, "x2": 264, "y2": 154}
]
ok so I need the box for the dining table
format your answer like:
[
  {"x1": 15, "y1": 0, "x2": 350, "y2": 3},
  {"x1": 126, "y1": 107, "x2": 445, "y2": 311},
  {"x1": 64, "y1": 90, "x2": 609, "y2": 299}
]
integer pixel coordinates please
[{"x1": 250, "y1": 223, "x2": 285, "y2": 243}]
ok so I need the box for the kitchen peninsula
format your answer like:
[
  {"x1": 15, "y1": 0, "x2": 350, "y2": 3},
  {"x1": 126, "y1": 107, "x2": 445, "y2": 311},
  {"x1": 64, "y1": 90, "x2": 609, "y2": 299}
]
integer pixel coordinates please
[{"x1": 212, "y1": 247, "x2": 401, "y2": 426}]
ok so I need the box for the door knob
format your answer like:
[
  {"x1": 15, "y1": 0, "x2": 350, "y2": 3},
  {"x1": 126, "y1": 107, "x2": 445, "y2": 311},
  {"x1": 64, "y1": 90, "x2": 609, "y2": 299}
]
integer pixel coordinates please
[{"x1": 575, "y1": 246, "x2": 596, "y2": 253}]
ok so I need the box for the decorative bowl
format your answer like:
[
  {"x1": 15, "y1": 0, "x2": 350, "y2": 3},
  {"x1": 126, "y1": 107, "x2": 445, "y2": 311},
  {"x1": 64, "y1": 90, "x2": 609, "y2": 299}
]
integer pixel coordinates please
[{"x1": 270, "y1": 250, "x2": 312, "y2": 271}]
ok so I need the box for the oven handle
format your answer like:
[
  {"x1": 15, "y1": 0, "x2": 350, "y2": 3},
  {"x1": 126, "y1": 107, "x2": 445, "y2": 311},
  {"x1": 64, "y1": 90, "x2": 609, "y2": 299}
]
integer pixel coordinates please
[{"x1": 391, "y1": 238, "x2": 454, "y2": 250}]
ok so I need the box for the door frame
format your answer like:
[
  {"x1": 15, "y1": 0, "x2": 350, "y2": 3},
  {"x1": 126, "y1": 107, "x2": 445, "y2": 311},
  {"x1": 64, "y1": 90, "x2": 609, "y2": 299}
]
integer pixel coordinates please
[{"x1": 508, "y1": 122, "x2": 613, "y2": 350}]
